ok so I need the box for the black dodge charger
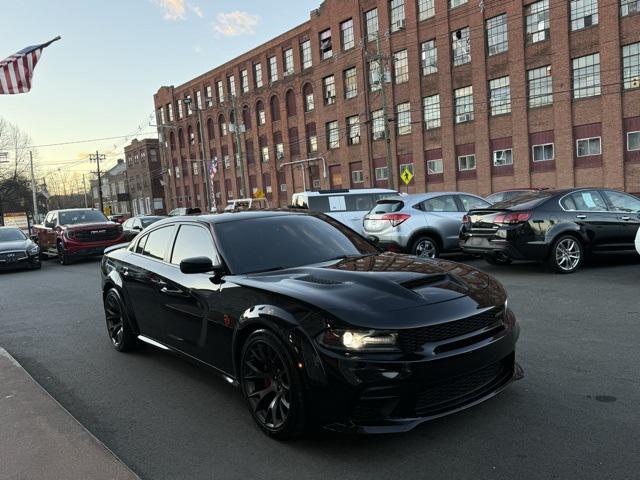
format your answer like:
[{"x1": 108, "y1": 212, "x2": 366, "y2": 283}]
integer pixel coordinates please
[{"x1": 101, "y1": 210, "x2": 521, "y2": 438}]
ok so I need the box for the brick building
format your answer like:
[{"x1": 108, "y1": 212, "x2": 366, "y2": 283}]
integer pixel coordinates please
[
  {"x1": 124, "y1": 138, "x2": 166, "y2": 215},
  {"x1": 154, "y1": 0, "x2": 640, "y2": 211}
]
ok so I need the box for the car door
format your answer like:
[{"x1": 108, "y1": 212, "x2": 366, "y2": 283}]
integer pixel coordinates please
[
  {"x1": 559, "y1": 190, "x2": 618, "y2": 252},
  {"x1": 122, "y1": 218, "x2": 135, "y2": 241},
  {"x1": 420, "y1": 195, "x2": 463, "y2": 250},
  {"x1": 42, "y1": 212, "x2": 58, "y2": 252},
  {"x1": 162, "y1": 223, "x2": 224, "y2": 361},
  {"x1": 601, "y1": 190, "x2": 640, "y2": 250}
]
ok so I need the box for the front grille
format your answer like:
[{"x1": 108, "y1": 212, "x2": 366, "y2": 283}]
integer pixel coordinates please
[
  {"x1": 74, "y1": 228, "x2": 119, "y2": 242},
  {"x1": 0, "y1": 251, "x2": 27, "y2": 263},
  {"x1": 399, "y1": 308, "x2": 503, "y2": 352}
]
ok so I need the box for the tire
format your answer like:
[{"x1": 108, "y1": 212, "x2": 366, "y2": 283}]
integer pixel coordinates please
[
  {"x1": 412, "y1": 236, "x2": 440, "y2": 259},
  {"x1": 57, "y1": 242, "x2": 70, "y2": 265},
  {"x1": 484, "y1": 254, "x2": 512, "y2": 266},
  {"x1": 103, "y1": 288, "x2": 140, "y2": 352},
  {"x1": 239, "y1": 329, "x2": 306, "y2": 440},
  {"x1": 548, "y1": 235, "x2": 584, "y2": 274}
]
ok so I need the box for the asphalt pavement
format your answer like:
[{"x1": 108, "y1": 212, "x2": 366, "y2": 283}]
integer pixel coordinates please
[{"x1": 0, "y1": 255, "x2": 639, "y2": 480}]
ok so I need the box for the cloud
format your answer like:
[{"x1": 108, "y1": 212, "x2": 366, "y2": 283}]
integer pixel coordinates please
[
  {"x1": 188, "y1": 4, "x2": 203, "y2": 18},
  {"x1": 153, "y1": 0, "x2": 186, "y2": 20},
  {"x1": 212, "y1": 11, "x2": 259, "y2": 36}
]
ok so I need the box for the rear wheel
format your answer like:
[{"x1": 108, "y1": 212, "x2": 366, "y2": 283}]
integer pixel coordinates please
[
  {"x1": 240, "y1": 330, "x2": 306, "y2": 439},
  {"x1": 412, "y1": 236, "x2": 439, "y2": 259},
  {"x1": 548, "y1": 235, "x2": 583, "y2": 274},
  {"x1": 103, "y1": 288, "x2": 139, "y2": 352}
]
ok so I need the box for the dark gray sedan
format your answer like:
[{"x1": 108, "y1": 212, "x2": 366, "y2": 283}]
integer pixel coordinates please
[{"x1": 0, "y1": 227, "x2": 41, "y2": 271}]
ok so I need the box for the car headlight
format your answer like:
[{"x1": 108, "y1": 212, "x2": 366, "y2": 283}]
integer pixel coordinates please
[
  {"x1": 28, "y1": 246, "x2": 39, "y2": 255},
  {"x1": 317, "y1": 329, "x2": 399, "y2": 352}
]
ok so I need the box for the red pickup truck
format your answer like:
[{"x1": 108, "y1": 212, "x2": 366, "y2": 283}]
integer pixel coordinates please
[{"x1": 32, "y1": 208, "x2": 125, "y2": 265}]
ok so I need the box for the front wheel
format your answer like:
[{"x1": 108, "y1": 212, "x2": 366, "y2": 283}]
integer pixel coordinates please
[
  {"x1": 240, "y1": 330, "x2": 306, "y2": 439},
  {"x1": 548, "y1": 235, "x2": 584, "y2": 274},
  {"x1": 412, "y1": 236, "x2": 439, "y2": 259},
  {"x1": 103, "y1": 288, "x2": 140, "y2": 352}
]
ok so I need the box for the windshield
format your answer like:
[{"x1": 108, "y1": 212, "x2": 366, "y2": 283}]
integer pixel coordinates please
[
  {"x1": 491, "y1": 191, "x2": 555, "y2": 210},
  {"x1": 0, "y1": 229, "x2": 27, "y2": 242},
  {"x1": 293, "y1": 193, "x2": 397, "y2": 213},
  {"x1": 215, "y1": 214, "x2": 378, "y2": 274},
  {"x1": 141, "y1": 217, "x2": 163, "y2": 228},
  {"x1": 58, "y1": 210, "x2": 109, "y2": 225},
  {"x1": 368, "y1": 199, "x2": 404, "y2": 215}
]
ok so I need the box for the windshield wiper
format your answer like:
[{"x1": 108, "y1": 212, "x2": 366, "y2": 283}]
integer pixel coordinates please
[{"x1": 249, "y1": 266, "x2": 289, "y2": 274}]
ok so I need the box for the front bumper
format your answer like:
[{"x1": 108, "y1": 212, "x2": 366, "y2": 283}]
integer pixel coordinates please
[
  {"x1": 0, "y1": 254, "x2": 40, "y2": 271},
  {"x1": 459, "y1": 236, "x2": 529, "y2": 260},
  {"x1": 311, "y1": 312, "x2": 522, "y2": 433}
]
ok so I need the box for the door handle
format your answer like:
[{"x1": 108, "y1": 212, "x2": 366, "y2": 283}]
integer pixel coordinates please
[
  {"x1": 576, "y1": 214, "x2": 587, "y2": 220},
  {"x1": 619, "y1": 216, "x2": 631, "y2": 221},
  {"x1": 121, "y1": 267, "x2": 129, "y2": 276},
  {"x1": 160, "y1": 286, "x2": 183, "y2": 295}
]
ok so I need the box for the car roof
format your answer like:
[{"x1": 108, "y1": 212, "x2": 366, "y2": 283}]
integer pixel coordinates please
[
  {"x1": 292, "y1": 188, "x2": 397, "y2": 197},
  {"x1": 52, "y1": 208, "x2": 99, "y2": 212},
  {"x1": 150, "y1": 209, "x2": 309, "y2": 228},
  {"x1": 380, "y1": 191, "x2": 482, "y2": 203},
  {"x1": 0, "y1": 226, "x2": 22, "y2": 230}
]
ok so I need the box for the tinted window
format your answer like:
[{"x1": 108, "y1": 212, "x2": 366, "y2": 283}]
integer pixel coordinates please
[
  {"x1": 459, "y1": 195, "x2": 491, "y2": 211},
  {"x1": 369, "y1": 199, "x2": 404, "y2": 214},
  {"x1": 142, "y1": 226, "x2": 174, "y2": 260},
  {"x1": 491, "y1": 191, "x2": 554, "y2": 210},
  {"x1": 0, "y1": 228, "x2": 26, "y2": 242},
  {"x1": 171, "y1": 225, "x2": 218, "y2": 265},
  {"x1": 134, "y1": 234, "x2": 148, "y2": 253},
  {"x1": 603, "y1": 191, "x2": 640, "y2": 213},
  {"x1": 561, "y1": 190, "x2": 607, "y2": 211},
  {"x1": 423, "y1": 195, "x2": 458, "y2": 212},
  {"x1": 215, "y1": 215, "x2": 378, "y2": 274},
  {"x1": 303, "y1": 193, "x2": 397, "y2": 213},
  {"x1": 58, "y1": 210, "x2": 108, "y2": 225},
  {"x1": 141, "y1": 217, "x2": 163, "y2": 228},
  {"x1": 486, "y1": 192, "x2": 507, "y2": 204}
]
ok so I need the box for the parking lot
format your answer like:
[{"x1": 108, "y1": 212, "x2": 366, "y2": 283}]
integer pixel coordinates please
[{"x1": 1, "y1": 255, "x2": 639, "y2": 480}]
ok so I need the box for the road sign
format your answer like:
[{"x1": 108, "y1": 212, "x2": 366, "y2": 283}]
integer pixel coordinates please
[
  {"x1": 400, "y1": 167, "x2": 414, "y2": 185},
  {"x1": 254, "y1": 190, "x2": 265, "y2": 199}
]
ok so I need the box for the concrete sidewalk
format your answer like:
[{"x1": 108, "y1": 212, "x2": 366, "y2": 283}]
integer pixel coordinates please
[{"x1": 0, "y1": 348, "x2": 139, "y2": 480}]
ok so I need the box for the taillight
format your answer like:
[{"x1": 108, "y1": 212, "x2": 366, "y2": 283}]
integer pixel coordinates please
[
  {"x1": 494, "y1": 212, "x2": 532, "y2": 225},
  {"x1": 382, "y1": 213, "x2": 411, "y2": 227},
  {"x1": 462, "y1": 214, "x2": 471, "y2": 224}
]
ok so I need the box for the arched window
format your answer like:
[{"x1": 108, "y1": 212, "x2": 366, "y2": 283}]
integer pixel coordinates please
[
  {"x1": 242, "y1": 105, "x2": 252, "y2": 130},
  {"x1": 178, "y1": 128, "x2": 185, "y2": 148},
  {"x1": 187, "y1": 125, "x2": 194, "y2": 145},
  {"x1": 270, "y1": 96, "x2": 280, "y2": 122},
  {"x1": 218, "y1": 114, "x2": 227, "y2": 136},
  {"x1": 207, "y1": 117, "x2": 214, "y2": 141},
  {"x1": 170, "y1": 131, "x2": 176, "y2": 150},
  {"x1": 196, "y1": 122, "x2": 202, "y2": 144},
  {"x1": 285, "y1": 90, "x2": 297, "y2": 117},
  {"x1": 256, "y1": 100, "x2": 266, "y2": 126},
  {"x1": 303, "y1": 83, "x2": 314, "y2": 112}
]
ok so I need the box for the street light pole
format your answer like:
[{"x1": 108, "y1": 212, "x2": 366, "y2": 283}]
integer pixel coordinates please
[
  {"x1": 29, "y1": 151, "x2": 39, "y2": 223},
  {"x1": 183, "y1": 97, "x2": 213, "y2": 213}
]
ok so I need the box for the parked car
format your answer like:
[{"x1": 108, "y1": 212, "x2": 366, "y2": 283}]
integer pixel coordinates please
[
  {"x1": 108, "y1": 214, "x2": 129, "y2": 224},
  {"x1": 291, "y1": 188, "x2": 398, "y2": 234},
  {"x1": 101, "y1": 210, "x2": 521, "y2": 438},
  {"x1": 223, "y1": 197, "x2": 270, "y2": 212},
  {"x1": 485, "y1": 188, "x2": 547, "y2": 205},
  {"x1": 460, "y1": 188, "x2": 640, "y2": 273},
  {"x1": 635, "y1": 226, "x2": 640, "y2": 256},
  {"x1": 122, "y1": 216, "x2": 166, "y2": 242},
  {"x1": 168, "y1": 207, "x2": 202, "y2": 216},
  {"x1": 363, "y1": 192, "x2": 491, "y2": 258},
  {"x1": 32, "y1": 208, "x2": 124, "y2": 265},
  {"x1": 0, "y1": 227, "x2": 40, "y2": 271}
]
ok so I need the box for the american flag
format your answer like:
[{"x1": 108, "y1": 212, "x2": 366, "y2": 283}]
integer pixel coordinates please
[{"x1": 0, "y1": 37, "x2": 60, "y2": 95}]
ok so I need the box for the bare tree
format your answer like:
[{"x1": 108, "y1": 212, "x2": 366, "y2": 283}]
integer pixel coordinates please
[{"x1": 0, "y1": 117, "x2": 34, "y2": 182}]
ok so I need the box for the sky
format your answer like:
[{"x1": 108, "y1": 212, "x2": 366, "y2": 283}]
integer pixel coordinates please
[{"x1": 1, "y1": 0, "x2": 318, "y2": 182}]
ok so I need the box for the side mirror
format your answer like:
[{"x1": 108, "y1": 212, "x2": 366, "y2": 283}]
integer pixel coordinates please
[
  {"x1": 45, "y1": 222, "x2": 55, "y2": 229},
  {"x1": 180, "y1": 256, "x2": 218, "y2": 275},
  {"x1": 367, "y1": 235, "x2": 380, "y2": 245},
  {"x1": 133, "y1": 225, "x2": 142, "y2": 231}
]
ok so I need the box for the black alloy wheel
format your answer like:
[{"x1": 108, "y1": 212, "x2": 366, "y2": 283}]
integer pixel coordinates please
[
  {"x1": 103, "y1": 288, "x2": 139, "y2": 352},
  {"x1": 240, "y1": 330, "x2": 306, "y2": 439}
]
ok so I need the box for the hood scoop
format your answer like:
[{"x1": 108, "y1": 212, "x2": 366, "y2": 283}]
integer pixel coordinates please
[
  {"x1": 399, "y1": 274, "x2": 447, "y2": 290},
  {"x1": 296, "y1": 275, "x2": 343, "y2": 286}
]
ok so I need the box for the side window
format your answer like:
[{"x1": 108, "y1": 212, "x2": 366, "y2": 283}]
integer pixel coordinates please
[
  {"x1": 603, "y1": 191, "x2": 640, "y2": 213},
  {"x1": 561, "y1": 190, "x2": 607, "y2": 211},
  {"x1": 135, "y1": 234, "x2": 148, "y2": 254},
  {"x1": 458, "y1": 195, "x2": 490, "y2": 212},
  {"x1": 142, "y1": 226, "x2": 175, "y2": 260},
  {"x1": 123, "y1": 219, "x2": 133, "y2": 229},
  {"x1": 171, "y1": 225, "x2": 218, "y2": 265},
  {"x1": 134, "y1": 219, "x2": 142, "y2": 229},
  {"x1": 422, "y1": 195, "x2": 458, "y2": 212}
]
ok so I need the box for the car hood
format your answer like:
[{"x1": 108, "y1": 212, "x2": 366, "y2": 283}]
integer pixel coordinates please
[
  {"x1": 0, "y1": 240, "x2": 33, "y2": 252},
  {"x1": 230, "y1": 253, "x2": 506, "y2": 328}
]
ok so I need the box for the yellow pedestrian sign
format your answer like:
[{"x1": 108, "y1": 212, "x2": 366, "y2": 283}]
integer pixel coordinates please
[{"x1": 400, "y1": 167, "x2": 414, "y2": 185}]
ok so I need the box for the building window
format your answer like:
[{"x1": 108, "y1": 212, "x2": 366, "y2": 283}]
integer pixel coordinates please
[
  {"x1": 254, "y1": 63, "x2": 263, "y2": 88},
  {"x1": 257, "y1": 102, "x2": 266, "y2": 125},
  {"x1": 452, "y1": 27, "x2": 471, "y2": 66},
  {"x1": 390, "y1": 0, "x2": 406, "y2": 31},
  {"x1": 423, "y1": 94, "x2": 441, "y2": 130},
  {"x1": 427, "y1": 158, "x2": 443, "y2": 174},
  {"x1": 177, "y1": 99, "x2": 184, "y2": 119},
  {"x1": 320, "y1": 29, "x2": 333, "y2": 60},
  {"x1": 573, "y1": 53, "x2": 601, "y2": 99},
  {"x1": 526, "y1": 0, "x2": 550, "y2": 44},
  {"x1": 261, "y1": 146, "x2": 270, "y2": 162},
  {"x1": 532, "y1": 143, "x2": 554, "y2": 162},
  {"x1": 365, "y1": 8, "x2": 379, "y2": 41},
  {"x1": 623, "y1": 43, "x2": 640, "y2": 89},
  {"x1": 351, "y1": 170, "x2": 364, "y2": 183},
  {"x1": 627, "y1": 131, "x2": 640, "y2": 150},
  {"x1": 347, "y1": 115, "x2": 361, "y2": 145},
  {"x1": 396, "y1": 102, "x2": 411, "y2": 136},
  {"x1": 450, "y1": 0, "x2": 467, "y2": 8},
  {"x1": 486, "y1": 14, "x2": 508, "y2": 56},
  {"x1": 323, "y1": 75, "x2": 336, "y2": 105},
  {"x1": 303, "y1": 84, "x2": 315, "y2": 112},
  {"x1": 341, "y1": 19, "x2": 355, "y2": 50},
  {"x1": 326, "y1": 121, "x2": 340, "y2": 149},
  {"x1": 421, "y1": 40, "x2": 437, "y2": 75},
  {"x1": 528, "y1": 66, "x2": 553, "y2": 107},
  {"x1": 394, "y1": 50, "x2": 409, "y2": 84},
  {"x1": 369, "y1": 60, "x2": 385, "y2": 92},
  {"x1": 571, "y1": 0, "x2": 598, "y2": 31},
  {"x1": 195, "y1": 91, "x2": 202, "y2": 110},
  {"x1": 268, "y1": 57, "x2": 278, "y2": 83},
  {"x1": 344, "y1": 67, "x2": 358, "y2": 99},
  {"x1": 489, "y1": 76, "x2": 511, "y2": 116},
  {"x1": 576, "y1": 137, "x2": 601, "y2": 156},
  {"x1": 418, "y1": 0, "x2": 435, "y2": 20},
  {"x1": 493, "y1": 149, "x2": 513, "y2": 166},
  {"x1": 158, "y1": 107, "x2": 165, "y2": 125},
  {"x1": 454, "y1": 86, "x2": 474, "y2": 123},
  {"x1": 375, "y1": 167, "x2": 389, "y2": 181},
  {"x1": 621, "y1": 0, "x2": 640, "y2": 16},
  {"x1": 284, "y1": 48, "x2": 294, "y2": 75},
  {"x1": 227, "y1": 76, "x2": 236, "y2": 97},
  {"x1": 240, "y1": 69, "x2": 249, "y2": 93},
  {"x1": 300, "y1": 41, "x2": 312, "y2": 70},
  {"x1": 216, "y1": 80, "x2": 224, "y2": 103},
  {"x1": 458, "y1": 154, "x2": 476, "y2": 171},
  {"x1": 168, "y1": 103, "x2": 174, "y2": 121},
  {"x1": 372, "y1": 109, "x2": 385, "y2": 140},
  {"x1": 205, "y1": 86, "x2": 213, "y2": 107},
  {"x1": 309, "y1": 135, "x2": 318, "y2": 153}
]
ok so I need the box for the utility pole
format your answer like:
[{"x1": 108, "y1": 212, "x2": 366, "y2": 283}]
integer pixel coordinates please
[
  {"x1": 123, "y1": 170, "x2": 134, "y2": 215},
  {"x1": 82, "y1": 174, "x2": 88, "y2": 208},
  {"x1": 90, "y1": 151, "x2": 106, "y2": 213},
  {"x1": 375, "y1": 31, "x2": 395, "y2": 190},
  {"x1": 182, "y1": 97, "x2": 213, "y2": 213},
  {"x1": 230, "y1": 95, "x2": 247, "y2": 198},
  {"x1": 29, "y1": 151, "x2": 39, "y2": 223}
]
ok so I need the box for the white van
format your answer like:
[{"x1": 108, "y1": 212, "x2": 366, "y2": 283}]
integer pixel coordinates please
[{"x1": 291, "y1": 189, "x2": 398, "y2": 234}]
